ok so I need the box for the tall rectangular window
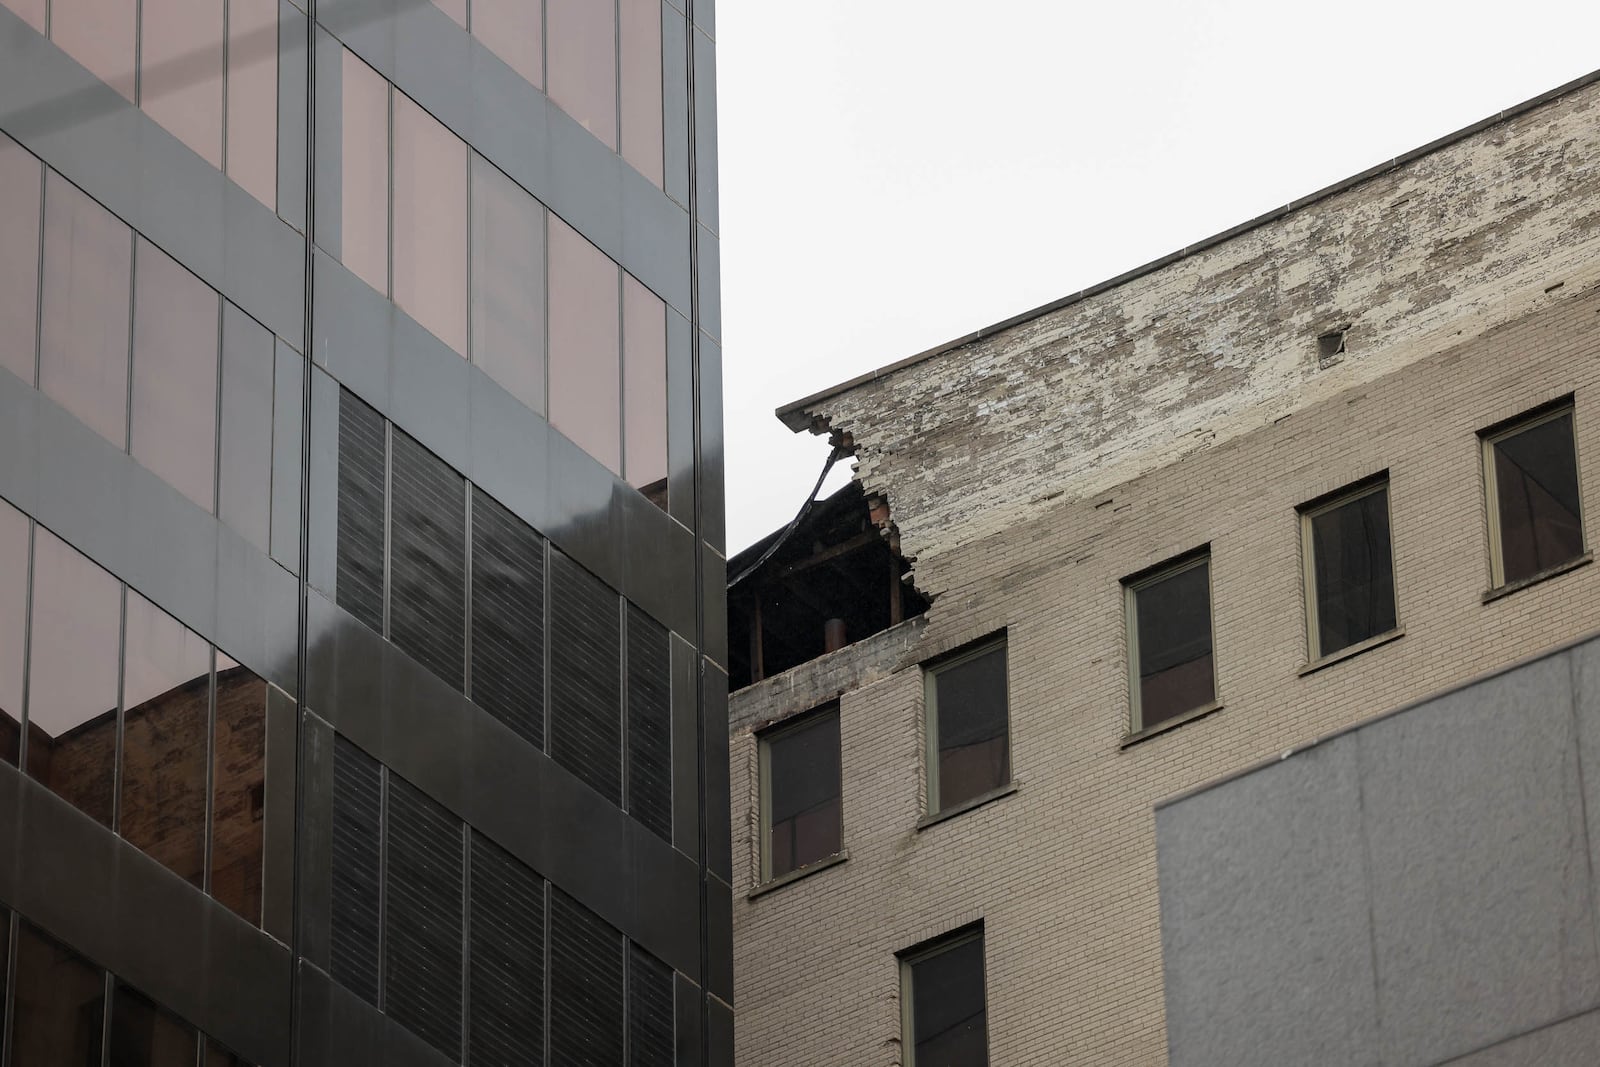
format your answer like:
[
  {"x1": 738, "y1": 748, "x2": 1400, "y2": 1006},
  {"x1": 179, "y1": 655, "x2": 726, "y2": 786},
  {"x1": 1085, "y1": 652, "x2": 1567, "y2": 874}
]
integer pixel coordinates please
[
  {"x1": 619, "y1": 0, "x2": 663, "y2": 187},
  {"x1": 623, "y1": 274, "x2": 668, "y2": 507},
  {"x1": 900, "y1": 926, "x2": 989, "y2": 1067},
  {"x1": 140, "y1": 0, "x2": 226, "y2": 168},
  {"x1": 1125, "y1": 551, "x2": 1215, "y2": 733},
  {"x1": 548, "y1": 216, "x2": 621, "y2": 474},
  {"x1": 339, "y1": 49, "x2": 390, "y2": 295},
  {"x1": 759, "y1": 706, "x2": 841, "y2": 881},
  {"x1": 1483, "y1": 401, "x2": 1586, "y2": 588},
  {"x1": 226, "y1": 0, "x2": 279, "y2": 209},
  {"x1": 11, "y1": 923, "x2": 106, "y2": 1066},
  {"x1": 470, "y1": 154, "x2": 546, "y2": 415},
  {"x1": 547, "y1": 0, "x2": 617, "y2": 149},
  {"x1": 51, "y1": 0, "x2": 138, "y2": 102},
  {"x1": 212, "y1": 651, "x2": 269, "y2": 926},
  {"x1": 1301, "y1": 478, "x2": 1397, "y2": 661},
  {"x1": 0, "y1": 132, "x2": 42, "y2": 386},
  {"x1": 474, "y1": 0, "x2": 543, "y2": 89},
  {"x1": 923, "y1": 638, "x2": 1009, "y2": 816},
  {"x1": 392, "y1": 93, "x2": 468, "y2": 355}
]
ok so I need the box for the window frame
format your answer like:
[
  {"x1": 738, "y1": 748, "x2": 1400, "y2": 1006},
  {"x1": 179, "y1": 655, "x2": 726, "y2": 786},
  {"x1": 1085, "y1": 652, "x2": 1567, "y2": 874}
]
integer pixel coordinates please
[
  {"x1": 922, "y1": 634, "x2": 1011, "y2": 819},
  {"x1": 898, "y1": 923, "x2": 989, "y2": 1067},
  {"x1": 1481, "y1": 398, "x2": 1586, "y2": 591},
  {"x1": 1123, "y1": 548, "x2": 1218, "y2": 736},
  {"x1": 1298, "y1": 474, "x2": 1399, "y2": 664},
  {"x1": 756, "y1": 703, "x2": 843, "y2": 885}
]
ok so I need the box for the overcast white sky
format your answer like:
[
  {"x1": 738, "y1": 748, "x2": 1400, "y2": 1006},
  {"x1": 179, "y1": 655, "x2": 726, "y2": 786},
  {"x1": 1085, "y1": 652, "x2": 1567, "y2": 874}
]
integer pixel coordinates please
[{"x1": 715, "y1": 0, "x2": 1600, "y2": 552}]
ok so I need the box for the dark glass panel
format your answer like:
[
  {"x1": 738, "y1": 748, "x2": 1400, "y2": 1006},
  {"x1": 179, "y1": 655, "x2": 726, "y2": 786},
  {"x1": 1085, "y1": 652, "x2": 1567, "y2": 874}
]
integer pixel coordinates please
[
  {"x1": 335, "y1": 389, "x2": 387, "y2": 634},
  {"x1": 120, "y1": 591, "x2": 210, "y2": 886},
  {"x1": 475, "y1": 0, "x2": 542, "y2": 88},
  {"x1": 338, "y1": 49, "x2": 389, "y2": 295},
  {"x1": 0, "y1": 132, "x2": 42, "y2": 385},
  {"x1": 1310, "y1": 487, "x2": 1396, "y2": 656},
  {"x1": 548, "y1": 552, "x2": 622, "y2": 804},
  {"x1": 910, "y1": 935, "x2": 988, "y2": 1067},
  {"x1": 547, "y1": 0, "x2": 616, "y2": 149},
  {"x1": 1494, "y1": 411, "x2": 1585, "y2": 585},
  {"x1": 470, "y1": 488, "x2": 545, "y2": 747},
  {"x1": 212, "y1": 651, "x2": 268, "y2": 925},
  {"x1": 469, "y1": 155, "x2": 546, "y2": 415},
  {"x1": 766, "y1": 710, "x2": 840, "y2": 879},
  {"x1": 219, "y1": 305, "x2": 275, "y2": 553},
  {"x1": 626, "y1": 606, "x2": 671, "y2": 841},
  {"x1": 1134, "y1": 561, "x2": 1215, "y2": 729},
  {"x1": 11, "y1": 923, "x2": 105, "y2": 1067},
  {"x1": 205, "y1": 1037, "x2": 253, "y2": 1066},
  {"x1": 549, "y1": 889, "x2": 624, "y2": 1066},
  {"x1": 109, "y1": 982, "x2": 199, "y2": 1066},
  {"x1": 131, "y1": 238, "x2": 220, "y2": 513},
  {"x1": 470, "y1": 834, "x2": 545, "y2": 1067},
  {"x1": 392, "y1": 93, "x2": 468, "y2": 355},
  {"x1": 628, "y1": 944, "x2": 674, "y2": 1067},
  {"x1": 548, "y1": 217, "x2": 621, "y2": 473},
  {"x1": 51, "y1": 0, "x2": 137, "y2": 101},
  {"x1": 384, "y1": 775, "x2": 465, "y2": 1060},
  {"x1": 140, "y1": 0, "x2": 226, "y2": 168},
  {"x1": 226, "y1": 0, "x2": 279, "y2": 209},
  {"x1": 389, "y1": 430, "x2": 467, "y2": 689},
  {"x1": 2, "y1": 0, "x2": 47, "y2": 33},
  {"x1": 619, "y1": 0, "x2": 663, "y2": 187},
  {"x1": 933, "y1": 645, "x2": 1008, "y2": 812},
  {"x1": 623, "y1": 274, "x2": 667, "y2": 507},
  {"x1": 40, "y1": 172, "x2": 132, "y2": 450},
  {"x1": 0, "y1": 500, "x2": 27, "y2": 764},
  {"x1": 330, "y1": 735, "x2": 382, "y2": 1004},
  {"x1": 26, "y1": 527, "x2": 120, "y2": 826}
]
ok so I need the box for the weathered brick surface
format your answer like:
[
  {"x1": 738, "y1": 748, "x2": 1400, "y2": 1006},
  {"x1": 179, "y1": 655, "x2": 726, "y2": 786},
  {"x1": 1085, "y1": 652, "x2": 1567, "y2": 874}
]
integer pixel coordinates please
[{"x1": 734, "y1": 77, "x2": 1600, "y2": 1067}]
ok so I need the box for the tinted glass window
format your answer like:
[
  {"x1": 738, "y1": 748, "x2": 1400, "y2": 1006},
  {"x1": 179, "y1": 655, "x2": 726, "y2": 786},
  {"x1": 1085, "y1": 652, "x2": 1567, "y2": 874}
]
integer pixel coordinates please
[
  {"x1": 212, "y1": 651, "x2": 269, "y2": 925},
  {"x1": 219, "y1": 305, "x2": 275, "y2": 553},
  {"x1": 339, "y1": 49, "x2": 390, "y2": 295},
  {"x1": 109, "y1": 982, "x2": 199, "y2": 1066},
  {"x1": 131, "y1": 238, "x2": 220, "y2": 512},
  {"x1": 908, "y1": 934, "x2": 988, "y2": 1067},
  {"x1": 2, "y1": 0, "x2": 47, "y2": 33},
  {"x1": 1492, "y1": 410, "x2": 1584, "y2": 585},
  {"x1": 40, "y1": 173, "x2": 132, "y2": 450},
  {"x1": 226, "y1": 0, "x2": 279, "y2": 208},
  {"x1": 120, "y1": 591, "x2": 211, "y2": 886},
  {"x1": 27, "y1": 527, "x2": 121, "y2": 826},
  {"x1": 0, "y1": 133, "x2": 42, "y2": 386},
  {"x1": 0, "y1": 501, "x2": 28, "y2": 765},
  {"x1": 11, "y1": 923, "x2": 106, "y2": 1067},
  {"x1": 764, "y1": 709, "x2": 841, "y2": 879},
  {"x1": 1309, "y1": 486, "x2": 1396, "y2": 657},
  {"x1": 474, "y1": 0, "x2": 542, "y2": 88},
  {"x1": 393, "y1": 93, "x2": 468, "y2": 355},
  {"x1": 619, "y1": 0, "x2": 663, "y2": 186},
  {"x1": 51, "y1": 0, "x2": 137, "y2": 101},
  {"x1": 547, "y1": 0, "x2": 616, "y2": 149},
  {"x1": 140, "y1": 0, "x2": 226, "y2": 167},
  {"x1": 929, "y1": 643, "x2": 1008, "y2": 813},
  {"x1": 623, "y1": 274, "x2": 668, "y2": 507},
  {"x1": 1132, "y1": 558, "x2": 1215, "y2": 730},
  {"x1": 548, "y1": 217, "x2": 620, "y2": 473},
  {"x1": 470, "y1": 155, "x2": 546, "y2": 415},
  {"x1": 430, "y1": 0, "x2": 466, "y2": 29}
]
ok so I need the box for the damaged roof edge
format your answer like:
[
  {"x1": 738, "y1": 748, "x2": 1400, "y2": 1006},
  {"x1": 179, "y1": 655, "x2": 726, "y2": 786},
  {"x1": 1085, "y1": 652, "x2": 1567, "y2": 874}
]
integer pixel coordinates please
[{"x1": 774, "y1": 65, "x2": 1600, "y2": 435}]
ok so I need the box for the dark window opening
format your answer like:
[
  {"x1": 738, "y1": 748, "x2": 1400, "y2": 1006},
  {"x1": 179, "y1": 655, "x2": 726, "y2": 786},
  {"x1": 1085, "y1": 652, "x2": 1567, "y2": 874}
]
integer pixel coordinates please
[
  {"x1": 902, "y1": 926, "x2": 988, "y2": 1067},
  {"x1": 1317, "y1": 324, "x2": 1350, "y2": 365},
  {"x1": 760, "y1": 706, "x2": 841, "y2": 880},
  {"x1": 1127, "y1": 553, "x2": 1215, "y2": 731},
  {"x1": 925, "y1": 640, "x2": 1009, "y2": 814},
  {"x1": 1485, "y1": 405, "x2": 1585, "y2": 587},
  {"x1": 1304, "y1": 480, "x2": 1397, "y2": 659}
]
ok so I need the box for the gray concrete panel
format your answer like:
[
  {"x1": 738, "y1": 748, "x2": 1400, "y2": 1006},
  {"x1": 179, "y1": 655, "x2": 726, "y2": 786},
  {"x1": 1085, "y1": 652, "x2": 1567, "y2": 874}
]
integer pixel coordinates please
[
  {"x1": 1359, "y1": 653, "x2": 1600, "y2": 1065},
  {"x1": 1157, "y1": 733, "x2": 1381, "y2": 1067},
  {"x1": 1570, "y1": 640, "x2": 1600, "y2": 946},
  {"x1": 1443, "y1": 1007, "x2": 1600, "y2": 1066}
]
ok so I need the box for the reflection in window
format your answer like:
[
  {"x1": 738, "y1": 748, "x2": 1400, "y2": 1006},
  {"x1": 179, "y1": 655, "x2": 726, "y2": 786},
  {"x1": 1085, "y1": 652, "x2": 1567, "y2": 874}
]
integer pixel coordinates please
[
  {"x1": 470, "y1": 155, "x2": 546, "y2": 415},
  {"x1": 1126, "y1": 552, "x2": 1215, "y2": 732},
  {"x1": 40, "y1": 172, "x2": 133, "y2": 450},
  {"x1": 760, "y1": 707, "x2": 841, "y2": 881},
  {"x1": 393, "y1": 93, "x2": 468, "y2": 355},
  {"x1": 619, "y1": 0, "x2": 664, "y2": 187},
  {"x1": 132, "y1": 238, "x2": 221, "y2": 512},
  {"x1": 339, "y1": 49, "x2": 390, "y2": 295},
  {"x1": 901, "y1": 928, "x2": 989, "y2": 1067},
  {"x1": 26, "y1": 527, "x2": 121, "y2": 826},
  {"x1": 51, "y1": 0, "x2": 138, "y2": 101},
  {"x1": 120, "y1": 591, "x2": 211, "y2": 888},
  {"x1": 547, "y1": 0, "x2": 617, "y2": 149},
  {"x1": 11, "y1": 923, "x2": 106, "y2": 1067},
  {"x1": 110, "y1": 981, "x2": 200, "y2": 1066},
  {"x1": 213, "y1": 651, "x2": 269, "y2": 925},
  {"x1": 226, "y1": 0, "x2": 280, "y2": 209},
  {"x1": 548, "y1": 217, "x2": 621, "y2": 473},
  {"x1": 0, "y1": 500, "x2": 28, "y2": 765},
  {"x1": 623, "y1": 275, "x2": 668, "y2": 508},
  {"x1": 924, "y1": 639, "x2": 1009, "y2": 815},
  {"x1": 0, "y1": 132, "x2": 43, "y2": 386},
  {"x1": 474, "y1": 0, "x2": 542, "y2": 89},
  {"x1": 1303, "y1": 480, "x2": 1396, "y2": 660},
  {"x1": 140, "y1": 0, "x2": 226, "y2": 168},
  {"x1": 1485, "y1": 404, "x2": 1586, "y2": 587}
]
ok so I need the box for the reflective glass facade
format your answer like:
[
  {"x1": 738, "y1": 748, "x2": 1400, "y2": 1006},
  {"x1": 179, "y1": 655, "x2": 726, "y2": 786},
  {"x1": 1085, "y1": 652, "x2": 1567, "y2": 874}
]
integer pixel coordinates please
[{"x1": 0, "y1": 0, "x2": 729, "y2": 1061}]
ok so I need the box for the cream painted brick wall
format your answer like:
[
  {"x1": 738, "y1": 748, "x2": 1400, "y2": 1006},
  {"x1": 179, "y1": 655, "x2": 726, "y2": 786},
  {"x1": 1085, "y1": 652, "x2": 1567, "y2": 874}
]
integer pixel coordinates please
[{"x1": 731, "y1": 282, "x2": 1600, "y2": 1066}]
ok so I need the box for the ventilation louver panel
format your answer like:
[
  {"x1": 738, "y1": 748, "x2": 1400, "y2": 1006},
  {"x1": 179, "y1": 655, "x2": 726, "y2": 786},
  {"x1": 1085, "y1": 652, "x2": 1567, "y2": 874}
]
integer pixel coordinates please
[
  {"x1": 549, "y1": 553, "x2": 622, "y2": 804},
  {"x1": 329, "y1": 736, "x2": 382, "y2": 1004},
  {"x1": 469, "y1": 833, "x2": 546, "y2": 1067},
  {"x1": 626, "y1": 607, "x2": 672, "y2": 841},
  {"x1": 335, "y1": 390, "x2": 386, "y2": 634},
  {"x1": 549, "y1": 889, "x2": 624, "y2": 1067},
  {"x1": 470, "y1": 488, "x2": 546, "y2": 748},
  {"x1": 389, "y1": 430, "x2": 467, "y2": 690},
  {"x1": 628, "y1": 943, "x2": 675, "y2": 1067},
  {"x1": 383, "y1": 774, "x2": 465, "y2": 1060}
]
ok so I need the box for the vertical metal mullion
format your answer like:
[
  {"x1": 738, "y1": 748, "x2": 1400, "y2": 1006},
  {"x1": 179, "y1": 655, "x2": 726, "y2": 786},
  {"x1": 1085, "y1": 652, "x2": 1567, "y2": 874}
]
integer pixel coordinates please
[
  {"x1": 382, "y1": 421, "x2": 393, "y2": 639},
  {"x1": 201, "y1": 647, "x2": 219, "y2": 897},
  {"x1": 1, "y1": 910, "x2": 18, "y2": 1067},
  {"x1": 542, "y1": 538, "x2": 551, "y2": 754},
  {"x1": 111, "y1": 586, "x2": 128, "y2": 834},
  {"x1": 212, "y1": 298, "x2": 225, "y2": 516},
  {"x1": 463, "y1": 480, "x2": 473, "y2": 700},
  {"x1": 30, "y1": 161, "x2": 44, "y2": 390},
  {"x1": 124, "y1": 234, "x2": 138, "y2": 455},
  {"x1": 618, "y1": 596, "x2": 628, "y2": 815},
  {"x1": 98, "y1": 971, "x2": 113, "y2": 1067},
  {"x1": 17, "y1": 521, "x2": 35, "y2": 776},
  {"x1": 221, "y1": 0, "x2": 232, "y2": 178},
  {"x1": 617, "y1": 266, "x2": 627, "y2": 481}
]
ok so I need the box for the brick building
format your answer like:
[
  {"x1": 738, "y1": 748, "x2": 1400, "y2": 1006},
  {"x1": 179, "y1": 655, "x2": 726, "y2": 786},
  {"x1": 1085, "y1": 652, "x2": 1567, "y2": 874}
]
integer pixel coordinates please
[{"x1": 729, "y1": 70, "x2": 1600, "y2": 1065}]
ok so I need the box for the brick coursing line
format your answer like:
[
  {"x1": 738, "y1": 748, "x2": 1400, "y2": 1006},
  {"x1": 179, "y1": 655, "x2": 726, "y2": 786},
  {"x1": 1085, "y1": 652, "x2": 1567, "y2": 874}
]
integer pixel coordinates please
[{"x1": 733, "y1": 76, "x2": 1600, "y2": 1067}]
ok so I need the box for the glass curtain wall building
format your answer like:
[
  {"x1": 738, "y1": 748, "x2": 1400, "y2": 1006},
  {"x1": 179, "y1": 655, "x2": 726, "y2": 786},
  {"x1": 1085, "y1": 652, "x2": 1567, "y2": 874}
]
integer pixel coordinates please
[{"x1": 0, "y1": 0, "x2": 730, "y2": 1062}]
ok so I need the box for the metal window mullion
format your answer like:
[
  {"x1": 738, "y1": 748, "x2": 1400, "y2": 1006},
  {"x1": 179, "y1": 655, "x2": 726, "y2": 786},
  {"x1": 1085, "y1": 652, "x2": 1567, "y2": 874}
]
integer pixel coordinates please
[
  {"x1": 382, "y1": 420, "x2": 393, "y2": 639},
  {"x1": 202, "y1": 647, "x2": 218, "y2": 897},
  {"x1": 619, "y1": 596, "x2": 628, "y2": 814},
  {"x1": 1124, "y1": 583, "x2": 1142, "y2": 731},
  {"x1": 756, "y1": 736, "x2": 770, "y2": 881},
  {"x1": 1300, "y1": 509, "x2": 1321, "y2": 662},
  {"x1": 98, "y1": 971, "x2": 113, "y2": 1067},
  {"x1": 923, "y1": 671, "x2": 939, "y2": 816},
  {"x1": 463, "y1": 481, "x2": 474, "y2": 701},
  {"x1": 112, "y1": 586, "x2": 128, "y2": 834},
  {"x1": 1, "y1": 909, "x2": 18, "y2": 1067},
  {"x1": 16, "y1": 520, "x2": 35, "y2": 776}
]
